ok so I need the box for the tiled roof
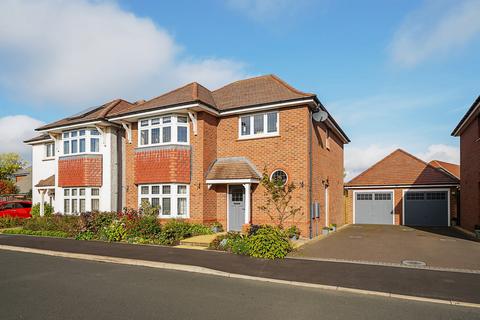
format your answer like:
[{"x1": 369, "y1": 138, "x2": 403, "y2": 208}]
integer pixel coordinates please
[
  {"x1": 35, "y1": 175, "x2": 55, "y2": 188},
  {"x1": 429, "y1": 160, "x2": 460, "y2": 179},
  {"x1": 36, "y1": 99, "x2": 135, "y2": 131},
  {"x1": 206, "y1": 157, "x2": 261, "y2": 180},
  {"x1": 24, "y1": 133, "x2": 52, "y2": 144},
  {"x1": 346, "y1": 149, "x2": 459, "y2": 187}
]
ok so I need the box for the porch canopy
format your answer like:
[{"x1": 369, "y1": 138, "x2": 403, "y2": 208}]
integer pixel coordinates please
[
  {"x1": 35, "y1": 175, "x2": 55, "y2": 216},
  {"x1": 206, "y1": 157, "x2": 261, "y2": 225}
]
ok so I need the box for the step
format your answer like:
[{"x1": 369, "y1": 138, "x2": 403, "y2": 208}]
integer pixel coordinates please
[{"x1": 179, "y1": 233, "x2": 224, "y2": 247}]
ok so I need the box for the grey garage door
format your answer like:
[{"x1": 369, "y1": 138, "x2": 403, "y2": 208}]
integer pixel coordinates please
[
  {"x1": 404, "y1": 191, "x2": 448, "y2": 226},
  {"x1": 355, "y1": 192, "x2": 394, "y2": 224}
]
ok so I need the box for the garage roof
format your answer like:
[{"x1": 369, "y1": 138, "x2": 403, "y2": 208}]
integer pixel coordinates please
[{"x1": 346, "y1": 149, "x2": 459, "y2": 187}]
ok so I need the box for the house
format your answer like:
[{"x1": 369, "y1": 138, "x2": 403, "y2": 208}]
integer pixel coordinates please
[
  {"x1": 452, "y1": 96, "x2": 480, "y2": 232},
  {"x1": 428, "y1": 160, "x2": 460, "y2": 180},
  {"x1": 13, "y1": 167, "x2": 32, "y2": 195},
  {"x1": 25, "y1": 75, "x2": 350, "y2": 237},
  {"x1": 344, "y1": 149, "x2": 459, "y2": 226}
]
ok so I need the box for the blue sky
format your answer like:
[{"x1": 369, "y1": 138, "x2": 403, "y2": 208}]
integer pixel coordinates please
[{"x1": 0, "y1": 0, "x2": 478, "y2": 179}]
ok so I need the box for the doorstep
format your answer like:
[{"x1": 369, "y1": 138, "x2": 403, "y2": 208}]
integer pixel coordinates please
[{"x1": 178, "y1": 232, "x2": 225, "y2": 248}]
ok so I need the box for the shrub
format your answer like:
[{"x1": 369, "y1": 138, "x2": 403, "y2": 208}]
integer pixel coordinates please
[
  {"x1": 156, "y1": 220, "x2": 213, "y2": 245},
  {"x1": 286, "y1": 225, "x2": 300, "y2": 239},
  {"x1": 0, "y1": 217, "x2": 26, "y2": 229},
  {"x1": 139, "y1": 200, "x2": 160, "y2": 217},
  {"x1": 23, "y1": 215, "x2": 82, "y2": 237},
  {"x1": 2, "y1": 228, "x2": 69, "y2": 238},
  {"x1": 247, "y1": 225, "x2": 292, "y2": 259},
  {"x1": 75, "y1": 230, "x2": 95, "y2": 240},
  {"x1": 125, "y1": 215, "x2": 162, "y2": 240},
  {"x1": 100, "y1": 219, "x2": 127, "y2": 242},
  {"x1": 30, "y1": 203, "x2": 54, "y2": 217},
  {"x1": 210, "y1": 222, "x2": 223, "y2": 233},
  {"x1": 79, "y1": 211, "x2": 118, "y2": 235},
  {"x1": 209, "y1": 232, "x2": 250, "y2": 255}
]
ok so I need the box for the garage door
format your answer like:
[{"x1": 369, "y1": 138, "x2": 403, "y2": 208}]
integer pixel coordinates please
[
  {"x1": 355, "y1": 191, "x2": 394, "y2": 224},
  {"x1": 404, "y1": 191, "x2": 448, "y2": 226}
]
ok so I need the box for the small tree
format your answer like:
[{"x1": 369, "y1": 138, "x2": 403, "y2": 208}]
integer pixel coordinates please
[
  {"x1": 0, "y1": 180, "x2": 18, "y2": 195},
  {"x1": 257, "y1": 170, "x2": 302, "y2": 228},
  {"x1": 0, "y1": 153, "x2": 26, "y2": 181}
]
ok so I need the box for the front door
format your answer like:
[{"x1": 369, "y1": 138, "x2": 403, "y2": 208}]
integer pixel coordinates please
[{"x1": 228, "y1": 185, "x2": 245, "y2": 231}]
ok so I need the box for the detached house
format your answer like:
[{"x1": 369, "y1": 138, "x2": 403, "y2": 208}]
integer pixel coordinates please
[
  {"x1": 25, "y1": 75, "x2": 350, "y2": 237},
  {"x1": 452, "y1": 96, "x2": 480, "y2": 232}
]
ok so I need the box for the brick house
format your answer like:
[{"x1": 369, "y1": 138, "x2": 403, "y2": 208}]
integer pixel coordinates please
[
  {"x1": 25, "y1": 75, "x2": 350, "y2": 237},
  {"x1": 344, "y1": 149, "x2": 459, "y2": 226},
  {"x1": 452, "y1": 96, "x2": 480, "y2": 232}
]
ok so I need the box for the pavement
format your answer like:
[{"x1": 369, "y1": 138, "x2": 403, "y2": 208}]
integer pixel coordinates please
[
  {"x1": 1, "y1": 233, "x2": 480, "y2": 305},
  {"x1": 1, "y1": 250, "x2": 479, "y2": 320},
  {"x1": 290, "y1": 225, "x2": 480, "y2": 271}
]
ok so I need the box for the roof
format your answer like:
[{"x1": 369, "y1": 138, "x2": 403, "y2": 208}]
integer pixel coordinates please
[
  {"x1": 36, "y1": 99, "x2": 135, "y2": 131},
  {"x1": 346, "y1": 149, "x2": 459, "y2": 187},
  {"x1": 13, "y1": 167, "x2": 32, "y2": 176},
  {"x1": 24, "y1": 133, "x2": 52, "y2": 144},
  {"x1": 35, "y1": 175, "x2": 55, "y2": 188},
  {"x1": 205, "y1": 157, "x2": 261, "y2": 181},
  {"x1": 452, "y1": 96, "x2": 480, "y2": 136},
  {"x1": 429, "y1": 160, "x2": 460, "y2": 179}
]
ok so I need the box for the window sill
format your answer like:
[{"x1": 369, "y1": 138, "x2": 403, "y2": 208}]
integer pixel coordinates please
[
  {"x1": 159, "y1": 215, "x2": 189, "y2": 219},
  {"x1": 42, "y1": 157, "x2": 55, "y2": 161},
  {"x1": 237, "y1": 134, "x2": 280, "y2": 141}
]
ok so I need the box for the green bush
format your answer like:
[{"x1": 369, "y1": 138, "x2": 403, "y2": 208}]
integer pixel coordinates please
[
  {"x1": 246, "y1": 226, "x2": 292, "y2": 259},
  {"x1": 30, "y1": 202, "x2": 54, "y2": 217},
  {"x1": 24, "y1": 215, "x2": 81, "y2": 237},
  {"x1": 75, "y1": 230, "x2": 95, "y2": 240},
  {"x1": 156, "y1": 220, "x2": 213, "y2": 245},
  {"x1": 100, "y1": 219, "x2": 127, "y2": 242},
  {"x1": 2, "y1": 228, "x2": 69, "y2": 238},
  {"x1": 0, "y1": 217, "x2": 26, "y2": 229},
  {"x1": 125, "y1": 215, "x2": 162, "y2": 240},
  {"x1": 209, "y1": 232, "x2": 250, "y2": 255},
  {"x1": 286, "y1": 225, "x2": 300, "y2": 239}
]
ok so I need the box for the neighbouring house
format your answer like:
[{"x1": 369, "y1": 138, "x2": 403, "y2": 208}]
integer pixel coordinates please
[
  {"x1": 428, "y1": 160, "x2": 460, "y2": 180},
  {"x1": 25, "y1": 75, "x2": 350, "y2": 237},
  {"x1": 13, "y1": 167, "x2": 32, "y2": 195},
  {"x1": 344, "y1": 149, "x2": 459, "y2": 227},
  {"x1": 452, "y1": 96, "x2": 480, "y2": 232}
]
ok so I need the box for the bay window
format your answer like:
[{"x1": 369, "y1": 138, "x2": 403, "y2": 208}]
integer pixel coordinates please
[
  {"x1": 138, "y1": 115, "x2": 189, "y2": 147},
  {"x1": 239, "y1": 111, "x2": 279, "y2": 139},
  {"x1": 63, "y1": 187, "x2": 100, "y2": 214},
  {"x1": 62, "y1": 129, "x2": 100, "y2": 155},
  {"x1": 138, "y1": 183, "x2": 189, "y2": 218}
]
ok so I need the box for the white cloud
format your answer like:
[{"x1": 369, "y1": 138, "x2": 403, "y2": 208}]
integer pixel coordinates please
[
  {"x1": 0, "y1": 115, "x2": 44, "y2": 161},
  {"x1": 0, "y1": 0, "x2": 249, "y2": 108},
  {"x1": 416, "y1": 144, "x2": 459, "y2": 164},
  {"x1": 227, "y1": 0, "x2": 311, "y2": 21},
  {"x1": 345, "y1": 144, "x2": 398, "y2": 181},
  {"x1": 390, "y1": 0, "x2": 480, "y2": 67}
]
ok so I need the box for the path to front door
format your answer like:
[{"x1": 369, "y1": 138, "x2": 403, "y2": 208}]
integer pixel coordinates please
[{"x1": 228, "y1": 185, "x2": 245, "y2": 231}]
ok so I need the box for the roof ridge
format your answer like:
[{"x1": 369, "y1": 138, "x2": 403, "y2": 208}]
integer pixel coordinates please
[
  {"x1": 269, "y1": 74, "x2": 314, "y2": 97},
  {"x1": 142, "y1": 82, "x2": 197, "y2": 104},
  {"x1": 192, "y1": 82, "x2": 198, "y2": 100},
  {"x1": 347, "y1": 148, "x2": 403, "y2": 185},
  {"x1": 99, "y1": 99, "x2": 122, "y2": 118}
]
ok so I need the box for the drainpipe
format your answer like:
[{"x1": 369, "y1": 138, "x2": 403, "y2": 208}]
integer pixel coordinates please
[{"x1": 308, "y1": 109, "x2": 313, "y2": 239}]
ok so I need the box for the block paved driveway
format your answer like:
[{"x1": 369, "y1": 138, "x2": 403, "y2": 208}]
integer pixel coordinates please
[{"x1": 290, "y1": 225, "x2": 480, "y2": 272}]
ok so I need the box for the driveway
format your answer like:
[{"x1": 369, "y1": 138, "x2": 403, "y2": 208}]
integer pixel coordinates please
[{"x1": 290, "y1": 225, "x2": 480, "y2": 272}]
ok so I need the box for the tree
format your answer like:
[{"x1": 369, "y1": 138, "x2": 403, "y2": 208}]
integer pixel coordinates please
[
  {"x1": 0, "y1": 153, "x2": 26, "y2": 181},
  {"x1": 0, "y1": 180, "x2": 18, "y2": 195},
  {"x1": 257, "y1": 169, "x2": 302, "y2": 228}
]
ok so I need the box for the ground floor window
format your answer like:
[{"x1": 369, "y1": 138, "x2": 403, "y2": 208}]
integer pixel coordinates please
[
  {"x1": 63, "y1": 187, "x2": 100, "y2": 214},
  {"x1": 138, "y1": 183, "x2": 189, "y2": 218}
]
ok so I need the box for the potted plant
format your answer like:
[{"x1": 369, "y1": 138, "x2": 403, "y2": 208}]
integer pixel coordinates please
[
  {"x1": 286, "y1": 225, "x2": 300, "y2": 240},
  {"x1": 475, "y1": 225, "x2": 480, "y2": 239},
  {"x1": 322, "y1": 226, "x2": 330, "y2": 236},
  {"x1": 329, "y1": 223, "x2": 337, "y2": 232},
  {"x1": 210, "y1": 222, "x2": 223, "y2": 233}
]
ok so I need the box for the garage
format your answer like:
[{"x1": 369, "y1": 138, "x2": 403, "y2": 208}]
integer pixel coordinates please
[
  {"x1": 404, "y1": 190, "x2": 449, "y2": 226},
  {"x1": 354, "y1": 191, "x2": 394, "y2": 224}
]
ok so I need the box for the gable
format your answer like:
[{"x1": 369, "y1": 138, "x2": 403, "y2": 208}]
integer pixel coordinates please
[{"x1": 347, "y1": 149, "x2": 459, "y2": 187}]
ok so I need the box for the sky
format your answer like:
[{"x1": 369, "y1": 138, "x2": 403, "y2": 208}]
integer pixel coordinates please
[{"x1": 0, "y1": 0, "x2": 478, "y2": 180}]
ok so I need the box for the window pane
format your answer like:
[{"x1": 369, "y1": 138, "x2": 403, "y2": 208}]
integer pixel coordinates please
[
  {"x1": 51, "y1": 144, "x2": 55, "y2": 156},
  {"x1": 140, "y1": 130, "x2": 149, "y2": 145},
  {"x1": 177, "y1": 198, "x2": 187, "y2": 215},
  {"x1": 241, "y1": 116, "x2": 250, "y2": 136},
  {"x1": 163, "y1": 116, "x2": 171, "y2": 123},
  {"x1": 79, "y1": 130, "x2": 86, "y2": 136},
  {"x1": 72, "y1": 189, "x2": 77, "y2": 196},
  {"x1": 162, "y1": 198, "x2": 171, "y2": 215},
  {"x1": 254, "y1": 114, "x2": 264, "y2": 134},
  {"x1": 91, "y1": 199, "x2": 99, "y2": 211},
  {"x1": 71, "y1": 131, "x2": 78, "y2": 137},
  {"x1": 64, "y1": 189, "x2": 70, "y2": 196},
  {"x1": 151, "y1": 186, "x2": 160, "y2": 194},
  {"x1": 79, "y1": 199, "x2": 86, "y2": 212},
  {"x1": 177, "y1": 127, "x2": 187, "y2": 142},
  {"x1": 140, "y1": 120, "x2": 149, "y2": 127},
  {"x1": 72, "y1": 199, "x2": 78, "y2": 213},
  {"x1": 151, "y1": 128, "x2": 160, "y2": 144},
  {"x1": 162, "y1": 185, "x2": 171, "y2": 194},
  {"x1": 267, "y1": 112, "x2": 277, "y2": 133},
  {"x1": 151, "y1": 118, "x2": 160, "y2": 125},
  {"x1": 79, "y1": 188, "x2": 85, "y2": 196},
  {"x1": 63, "y1": 132, "x2": 69, "y2": 138},
  {"x1": 141, "y1": 186, "x2": 149, "y2": 194},
  {"x1": 91, "y1": 129, "x2": 100, "y2": 135},
  {"x1": 90, "y1": 138, "x2": 99, "y2": 152},
  {"x1": 177, "y1": 116, "x2": 187, "y2": 123},
  {"x1": 151, "y1": 197, "x2": 160, "y2": 208},
  {"x1": 163, "y1": 127, "x2": 171, "y2": 143},
  {"x1": 64, "y1": 199, "x2": 70, "y2": 213},
  {"x1": 178, "y1": 185, "x2": 187, "y2": 194},
  {"x1": 91, "y1": 188, "x2": 100, "y2": 196},
  {"x1": 63, "y1": 141, "x2": 70, "y2": 155},
  {"x1": 140, "y1": 198, "x2": 149, "y2": 205},
  {"x1": 79, "y1": 138, "x2": 86, "y2": 152},
  {"x1": 71, "y1": 139, "x2": 78, "y2": 153}
]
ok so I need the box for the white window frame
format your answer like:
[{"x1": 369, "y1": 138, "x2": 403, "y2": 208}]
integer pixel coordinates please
[
  {"x1": 270, "y1": 169, "x2": 288, "y2": 186},
  {"x1": 238, "y1": 111, "x2": 279, "y2": 139},
  {"x1": 63, "y1": 187, "x2": 100, "y2": 214},
  {"x1": 138, "y1": 114, "x2": 189, "y2": 147},
  {"x1": 44, "y1": 142, "x2": 55, "y2": 159},
  {"x1": 62, "y1": 128, "x2": 101, "y2": 156},
  {"x1": 138, "y1": 183, "x2": 189, "y2": 218}
]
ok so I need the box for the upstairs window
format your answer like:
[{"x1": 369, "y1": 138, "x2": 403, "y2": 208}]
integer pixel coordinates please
[
  {"x1": 139, "y1": 115, "x2": 189, "y2": 147},
  {"x1": 239, "y1": 111, "x2": 278, "y2": 139},
  {"x1": 62, "y1": 129, "x2": 100, "y2": 155},
  {"x1": 45, "y1": 142, "x2": 55, "y2": 158}
]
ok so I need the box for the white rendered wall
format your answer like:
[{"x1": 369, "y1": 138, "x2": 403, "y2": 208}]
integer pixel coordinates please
[{"x1": 31, "y1": 141, "x2": 56, "y2": 206}]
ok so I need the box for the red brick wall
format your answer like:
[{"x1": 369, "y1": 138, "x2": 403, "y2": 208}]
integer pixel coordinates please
[
  {"x1": 135, "y1": 147, "x2": 190, "y2": 184},
  {"x1": 125, "y1": 123, "x2": 138, "y2": 209},
  {"x1": 58, "y1": 155, "x2": 102, "y2": 187},
  {"x1": 459, "y1": 113, "x2": 480, "y2": 231}
]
